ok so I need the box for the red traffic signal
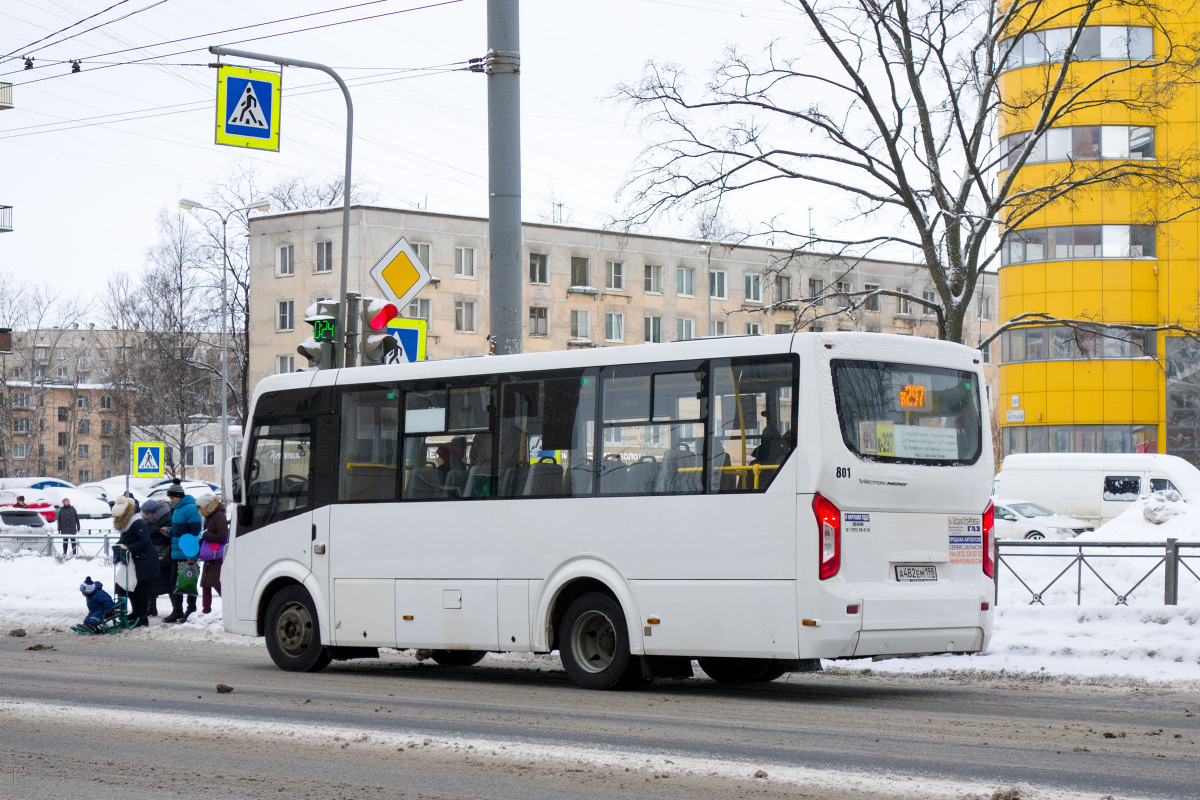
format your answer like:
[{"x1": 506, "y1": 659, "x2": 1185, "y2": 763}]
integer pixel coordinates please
[{"x1": 364, "y1": 298, "x2": 399, "y2": 331}]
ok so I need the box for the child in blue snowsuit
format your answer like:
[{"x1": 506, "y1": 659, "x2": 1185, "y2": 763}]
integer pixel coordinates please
[{"x1": 80, "y1": 576, "x2": 115, "y2": 633}]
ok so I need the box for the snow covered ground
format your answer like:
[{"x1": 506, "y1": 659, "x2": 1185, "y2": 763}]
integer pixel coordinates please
[{"x1": 3, "y1": 543, "x2": 1197, "y2": 689}]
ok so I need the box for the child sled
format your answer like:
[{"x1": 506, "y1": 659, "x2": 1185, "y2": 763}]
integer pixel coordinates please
[{"x1": 71, "y1": 558, "x2": 138, "y2": 635}]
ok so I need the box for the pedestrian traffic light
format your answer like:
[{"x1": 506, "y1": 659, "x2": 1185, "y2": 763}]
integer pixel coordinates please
[
  {"x1": 298, "y1": 300, "x2": 338, "y2": 370},
  {"x1": 360, "y1": 297, "x2": 400, "y2": 366}
]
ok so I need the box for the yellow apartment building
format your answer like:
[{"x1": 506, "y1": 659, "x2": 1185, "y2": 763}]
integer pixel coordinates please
[{"x1": 998, "y1": 6, "x2": 1200, "y2": 463}]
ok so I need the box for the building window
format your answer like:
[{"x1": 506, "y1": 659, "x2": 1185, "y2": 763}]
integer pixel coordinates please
[
  {"x1": 745, "y1": 274, "x2": 762, "y2": 303},
  {"x1": 605, "y1": 312, "x2": 625, "y2": 342},
  {"x1": 1002, "y1": 423, "x2": 1158, "y2": 457},
  {"x1": 897, "y1": 290, "x2": 912, "y2": 315},
  {"x1": 1002, "y1": 26, "x2": 1153, "y2": 73},
  {"x1": 1003, "y1": 224, "x2": 1156, "y2": 265},
  {"x1": 58, "y1": 366, "x2": 69, "y2": 379},
  {"x1": 57, "y1": 457, "x2": 67, "y2": 471},
  {"x1": 709, "y1": 270, "x2": 727, "y2": 299},
  {"x1": 96, "y1": 367, "x2": 109, "y2": 378},
  {"x1": 709, "y1": 319, "x2": 727, "y2": 337},
  {"x1": 864, "y1": 283, "x2": 881, "y2": 312},
  {"x1": 79, "y1": 469, "x2": 90, "y2": 483},
  {"x1": 1003, "y1": 125, "x2": 1154, "y2": 168},
  {"x1": 454, "y1": 300, "x2": 477, "y2": 332},
  {"x1": 13, "y1": 442, "x2": 27, "y2": 460},
  {"x1": 836, "y1": 281, "x2": 852, "y2": 309},
  {"x1": 747, "y1": 322, "x2": 762, "y2": 335},
  {"x1": 606, "y1": 261, "x2": 625, "y2": 291},
  {"x1": 14, "y1": 392, "x2": 29, "y2": 408},
  {"x1": 407, "y1": 298, "x2": 431, "y2": 323},
  {"x1": 644, "y1": 315, "x2": 663, "y2": 343},
  {"x1": 277, "y1": 300, "x2": 295, "y2": 331},
  {"x1": 979, "y1": 293, "x2": 992, "y2": 321},
  {"x1": 78, "y1": 420, "x2": 90, "y2": 434},
  {"x1": 922, "y1": 290, "x2": 938, "y2": 315},
  {"x1": 12, "y1": 367, "x2": 24, "y2": 378},
  {"x1": 529, "y1": 253, "x2": 549, "y2": 284},
  {"x1": 570, "y1": 309, "x2": 590, "y2": 340},
  {"x1": 100, "y1": 395, "x2": 112, "y2": 410},
  {"x1": 455, "y1": 247, "x2": 476, "y2": 277},
  {"x1": 58, "y1": 407, "x2": 70, "y2": 422},
  {"x1": 102, "y1": 444, "x2": 113, "y2": 460},
  {"x1": 14, "y1": 418, "x2": 28, "y2": 433},
  {"x1": 775, "y1": 274, "x2": 792, "y2": 304},
  {"x1": 1002, "y1": 325, "x2": 1155, "y2": 362},
  {"x1": 184, "y1": 446, "x2": 195, "y2": 467},
  {"x1": 409, "y1": 243, "x2": 430, "y2": 269},
  {"x1": 278, "y1": 244, "x2": 295, "y2": 276},
  {"x1": 35, "y1": 366, "x2": 46, "y2": 380},
  {"x1": 202, "y1": 444, "x2": 216, "y2": 466},
  {"x1": 78, "y1": 444, "x2": 89, "y2": 459},
  {"x1": 645, "y1": 264, "x2": 663, "y2": 293},
  {"x1": 677, "y1": 318, "x2": 695, "y2": 341},
  {"x1": 677, "y1": 267, "x2": 695, "y2": 297},
  {"x1": 77, "y1": 396, "x2": 89, "y2": 410},
  {"x1": 571, "y1": 256, "x2": 590, "y2": 287},
  {"x1": 809, "y1": 278, "x2": 824, "y2": 306},
  {"x1": 101, "y1": 419, "x2": 114, "y2": 436},
  {"x1": 981, "y1": 342, "x2": 992, "y2": 363},
  {"x1": 529, "y1": 306, "x2": 549, "y2": 337},
  {"x1": 275, "y1": 355, "x2": 295, "y2": 374},
  {"x1": 775, "y1": 324, "x2": 792, "y2": 334},
  {"x1": 315, "y1": 240, "x2": 333, "y2": 273}
]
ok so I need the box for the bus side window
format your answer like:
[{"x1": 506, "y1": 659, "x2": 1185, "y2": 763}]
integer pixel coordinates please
[
  {"x1": 497, "y1": 369, "x2": 595, "y2": 498},
  {"x1": 401, "y1": 379, "x2": 494, "y2": 501},
  {"x1": 707, "y1": 356, "x2": 797, "y2": 493},
  {"x1": 243, "y1": 421, "x2": 314, "y2": 533},
  {"x1": 338, "y1": 386, "x2": 400, "y2": 503}
]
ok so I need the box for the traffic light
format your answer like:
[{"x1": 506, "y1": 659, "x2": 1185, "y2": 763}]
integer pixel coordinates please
[
  {"x1": 360, "y1": 297, "x2": 400, "y2": 366},
  {"x1": 298, "y1": 299, "x2": 338, "y2": 370}
]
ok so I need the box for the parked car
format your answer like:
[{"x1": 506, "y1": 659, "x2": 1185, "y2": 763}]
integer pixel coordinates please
[
  {"x1": 0, "y1": 476, "x2": 75, "y2": 491},
  {"x1": 0, "y1": 506, "x2": 48, "y2": 553},
  {"x1": 992, "y1": 498, "x2": 1095, "y2": 540},
  {"x1": 77, "y1": 482, "x2": 149, "y2": 508},
  {"x1": 25, "y1": 487, "x2": 113, "y2": 525},
  {"x1": 145, "y1": 480, "x2": 214, "y2": 504}
]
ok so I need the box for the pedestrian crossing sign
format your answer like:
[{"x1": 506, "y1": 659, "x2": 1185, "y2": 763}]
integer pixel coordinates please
[
  {"x1": 134, "y1": 442, "x2": 165, "y2": 478},
  {"x1": 215, "y1": 65, "x2": 281, "y2": 151},
  {"x1": 385, "y1": 318, "x2": 428, "y2": 363}
]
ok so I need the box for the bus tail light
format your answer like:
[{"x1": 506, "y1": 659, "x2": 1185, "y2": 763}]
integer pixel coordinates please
[
  {"x1": 982, "y1": 501, "x2": 995, "y2": 578},
  {"x1": 813, "y1": 493, "x2": 841, "y2": 580}
]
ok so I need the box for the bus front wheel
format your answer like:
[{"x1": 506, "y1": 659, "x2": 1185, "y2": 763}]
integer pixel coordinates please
[
  {"x1": 559, "y1": 592, "x2": 639, "y2": 690},
  {"x1": 698, "y1": 657, "x2": 772, "y2": 684},
  {"x1": 264, "y1": 586, "x2": 332, "y2": 673}
]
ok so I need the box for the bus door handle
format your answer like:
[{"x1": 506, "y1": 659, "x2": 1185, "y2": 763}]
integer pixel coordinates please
[{"x1": 311, "y1": 523, "x2": 316, "y2": 541}]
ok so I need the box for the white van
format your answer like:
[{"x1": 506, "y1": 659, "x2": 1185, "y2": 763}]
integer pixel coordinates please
[{"x1": 993, "y1": 453, "x2": 1200, "y2": 526}]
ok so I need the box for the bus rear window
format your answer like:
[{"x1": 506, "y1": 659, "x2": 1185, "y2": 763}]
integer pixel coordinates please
[{"x1": 831, "y1": 359, "x2": 981, "y2": 465}]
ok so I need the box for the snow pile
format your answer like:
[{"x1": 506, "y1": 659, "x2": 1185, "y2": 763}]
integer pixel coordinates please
[
  {"x1": 1079, "y1": 490, "x2": 1199, "y2": 542},
  {"x1": 842, "y1": 604, "x2": 1200, "y2": 687}
]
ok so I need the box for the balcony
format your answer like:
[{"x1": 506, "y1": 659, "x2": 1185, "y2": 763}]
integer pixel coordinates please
[
  {"x1": 0, "y1": 205, "x2": 11, "y2": 233},
  {"x1": 0, "y1": 82, "x2": 11, "y2": 110}
]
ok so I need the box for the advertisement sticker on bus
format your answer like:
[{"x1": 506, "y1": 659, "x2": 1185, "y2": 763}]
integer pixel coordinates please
[
  {"x1": 948, "y1": 515, "x2": 983, "y2": 564},
  {"x1": 844, "y1": 512, "x2": 871, "y2": 534}
]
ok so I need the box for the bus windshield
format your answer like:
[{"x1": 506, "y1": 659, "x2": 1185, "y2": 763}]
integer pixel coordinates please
[{"x1": 831, "y1": 359, "x2": 982, "y2": 465}]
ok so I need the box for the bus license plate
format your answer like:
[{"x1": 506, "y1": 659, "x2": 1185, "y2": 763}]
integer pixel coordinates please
[{"x1": 895, "y1": 565, "x2": 937, "y2": 582}]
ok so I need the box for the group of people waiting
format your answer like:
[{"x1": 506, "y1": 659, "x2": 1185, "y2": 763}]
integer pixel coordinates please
[{"x1": 89, "y1": 481, "x2": 228, "y2": 629}]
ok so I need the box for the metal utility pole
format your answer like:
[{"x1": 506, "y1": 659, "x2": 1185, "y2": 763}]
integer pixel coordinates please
[
  {"x1": 485, "y1": 0, "x2": 522, "y2": 355},
  {"x1": 209, "y1": 45, "x2": 355, "y2": 368}
]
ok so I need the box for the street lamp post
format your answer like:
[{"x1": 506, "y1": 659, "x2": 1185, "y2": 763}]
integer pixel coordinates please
[{"x1": 179, "y1": 198, "x2": 270, "y2": 489}]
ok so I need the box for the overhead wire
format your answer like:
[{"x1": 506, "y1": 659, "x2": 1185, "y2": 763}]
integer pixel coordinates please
[
  {"x1": 3, "y1": 0, "x2": 172, "y2": 65},
  {"x1": 0, "y1": 0, "x2": 139, "y2": 62}
]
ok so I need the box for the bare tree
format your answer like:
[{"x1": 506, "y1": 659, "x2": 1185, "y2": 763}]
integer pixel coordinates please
[{"x1": 618, "y1": 0, "x2": 1200, "y2": 344}]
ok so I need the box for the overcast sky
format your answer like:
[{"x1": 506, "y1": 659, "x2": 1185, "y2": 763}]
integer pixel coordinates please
[{"x1": 0, "y1": 0, "x2": 843, "y2": 302}]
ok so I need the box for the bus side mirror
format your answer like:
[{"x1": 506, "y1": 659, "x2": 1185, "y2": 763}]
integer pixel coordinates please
[{"x1": 225, "y1": 456, "x2": 244, "y2": 506}]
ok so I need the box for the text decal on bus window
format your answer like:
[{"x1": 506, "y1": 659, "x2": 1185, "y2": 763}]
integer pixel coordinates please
[{"x1": 899, "y1": 384, "x2": 925, "y2": 408}]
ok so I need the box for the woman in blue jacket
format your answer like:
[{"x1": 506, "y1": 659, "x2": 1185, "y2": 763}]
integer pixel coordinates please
[{"x1": 163, "y1": 482, "x2": 202, "y2": 623}]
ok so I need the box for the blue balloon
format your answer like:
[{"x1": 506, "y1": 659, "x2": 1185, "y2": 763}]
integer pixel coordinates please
[{"x1": 179, "y1": 533, "x2": 200, "y2": 558}]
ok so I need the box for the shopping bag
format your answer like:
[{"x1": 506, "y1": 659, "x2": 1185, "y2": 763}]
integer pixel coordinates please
[
  {"x1": 115, "y1": 560, "x2": 137, "y2": 594},
  {"x1": 197, "y1": 540, "x2": 227, "y2": 562},
  {"x1": 174, "y1": 560, "x2": 200, "y2": 596}
]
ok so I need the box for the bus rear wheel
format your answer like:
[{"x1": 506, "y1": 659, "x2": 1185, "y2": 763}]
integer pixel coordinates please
[
  {"x1": 559, "y1": 592, "x2": 639, "y2": 690},
  {"x1": 698, "y1": 657, "x2": 772, "y2": 684},
  {"x1": 264, "y1": 586, "x2": 331, "y2": 673},
  {"x1": 431, "y1": 649, "x2": 487, "y2": 667}
]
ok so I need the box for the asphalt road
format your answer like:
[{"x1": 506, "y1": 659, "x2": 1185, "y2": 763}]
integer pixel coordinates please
[{"x1": 0, "y1": 630, "x2": 1197, "y2": 799}]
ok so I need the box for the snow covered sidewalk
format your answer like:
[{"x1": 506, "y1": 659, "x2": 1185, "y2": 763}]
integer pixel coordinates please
[{"x1": 2, "y1": 550, "x2": 1198, "y2": 688}]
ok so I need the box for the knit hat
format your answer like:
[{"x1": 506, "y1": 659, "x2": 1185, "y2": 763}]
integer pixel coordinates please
[
  {"x1": 166, "y1": 481, "x2": 185, "y2": 498},
  {"x1": 112, "y1": 496, "x2": 137, "y2": 530},
  {"x1": 80, "y1": 577, "x2": 97, "y2": 595},
  {"x1": 141, "y1": 499, "x2": 159, "y2": 514}
]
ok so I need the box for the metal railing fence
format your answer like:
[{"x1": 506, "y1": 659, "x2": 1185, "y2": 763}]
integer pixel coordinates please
[
  {"x1": 0, "y1": 529, "x2": 121, "y2": 560},
  {"x1": 996, "y1": 539, "x2": 1200, "y2": 606}
]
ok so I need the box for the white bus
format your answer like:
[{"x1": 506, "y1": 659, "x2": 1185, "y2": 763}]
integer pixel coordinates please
[{"x1": 225, "y1": 332, "x2": 995, "y2": 689}]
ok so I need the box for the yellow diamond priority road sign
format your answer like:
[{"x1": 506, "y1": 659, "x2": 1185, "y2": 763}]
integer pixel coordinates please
[{"x1": 368, "y1": 237, "x2": 431, "y2": 309}]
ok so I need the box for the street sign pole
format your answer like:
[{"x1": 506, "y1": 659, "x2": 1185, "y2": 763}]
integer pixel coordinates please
[{"x1": 209, "y1": 45, "x2": 354, "y2": 368}]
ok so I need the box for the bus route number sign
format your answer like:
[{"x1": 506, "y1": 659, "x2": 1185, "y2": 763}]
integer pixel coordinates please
[{"x1": 899, "y1": 384, "x2": 925, "y2": 408}]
